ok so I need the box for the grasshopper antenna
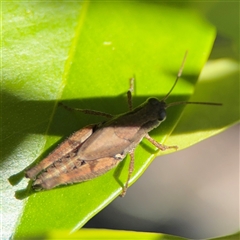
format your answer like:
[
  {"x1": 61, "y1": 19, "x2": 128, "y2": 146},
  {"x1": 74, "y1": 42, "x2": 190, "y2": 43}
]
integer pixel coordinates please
[
  {"x1": 163, "y1": 51, "x2": 222, "y2": 107},
  {"x1": 162, "y1": 51, "x2": 188, "y2": 101},
  {"x1": 167, "y1": 101, "x2": 222, "y2": 108}
]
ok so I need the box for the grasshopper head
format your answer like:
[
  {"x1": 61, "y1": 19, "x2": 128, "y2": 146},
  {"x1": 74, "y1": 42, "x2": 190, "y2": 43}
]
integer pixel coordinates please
[{"x1": 146, "y1": 97, "x2": 167, "y2": 122}]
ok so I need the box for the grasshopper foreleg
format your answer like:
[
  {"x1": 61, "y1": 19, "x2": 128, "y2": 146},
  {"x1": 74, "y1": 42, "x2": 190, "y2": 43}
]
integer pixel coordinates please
[
  {"x1": 145, "y1": 133, "x2": 178, "y2": 151},
  {"x1": 127, "y1": 77, "x2": 134, "y2": 111}
]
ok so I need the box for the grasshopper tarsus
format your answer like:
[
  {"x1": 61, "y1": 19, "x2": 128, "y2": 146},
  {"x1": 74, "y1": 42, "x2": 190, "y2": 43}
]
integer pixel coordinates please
[{"x1": 145, "y1": 134, "x2": 178, "y2": 151}]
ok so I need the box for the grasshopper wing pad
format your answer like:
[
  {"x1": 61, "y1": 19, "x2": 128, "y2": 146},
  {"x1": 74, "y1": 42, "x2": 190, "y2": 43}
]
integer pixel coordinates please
[
  {"x1": 25, "y1": 125, "x2": 95, "y2": 179},
  {"x1": 33, "y1": 156, "x2": 120, "y2": 190}
]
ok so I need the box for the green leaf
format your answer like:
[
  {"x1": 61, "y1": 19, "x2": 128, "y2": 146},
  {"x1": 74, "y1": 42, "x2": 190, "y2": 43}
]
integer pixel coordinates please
[
  {"x1": 13, "y1": 229, "x2": 240, "y2": 240},
  {"x1": 2, "y1": 1, "x2": 238, "y2": 239},
  {"x1": 30, "y1": 229, "x2": 188, "y2": 240}
]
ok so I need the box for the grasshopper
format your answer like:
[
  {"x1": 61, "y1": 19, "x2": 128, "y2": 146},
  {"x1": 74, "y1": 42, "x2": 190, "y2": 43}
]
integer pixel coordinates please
[{"x1": 25, "y1": 52, "x2": 221, "y2": 196}]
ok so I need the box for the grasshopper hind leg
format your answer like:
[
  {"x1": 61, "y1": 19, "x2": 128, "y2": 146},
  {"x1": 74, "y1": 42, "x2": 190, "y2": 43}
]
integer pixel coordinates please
[{"x1": 59, "y1": 102, "x2": 113, "y2": 119}]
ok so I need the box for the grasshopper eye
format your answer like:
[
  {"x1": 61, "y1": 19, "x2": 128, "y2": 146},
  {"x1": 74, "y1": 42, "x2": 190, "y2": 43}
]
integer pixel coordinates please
[{"x1": 158, "y1": 109, "x2": 166, "y2": 121}]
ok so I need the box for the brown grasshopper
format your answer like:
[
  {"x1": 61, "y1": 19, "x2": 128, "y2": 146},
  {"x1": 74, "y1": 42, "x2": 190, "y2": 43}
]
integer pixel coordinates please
[{"x1": 25, "y1": 52, "x2": 221, "y2": 196}]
